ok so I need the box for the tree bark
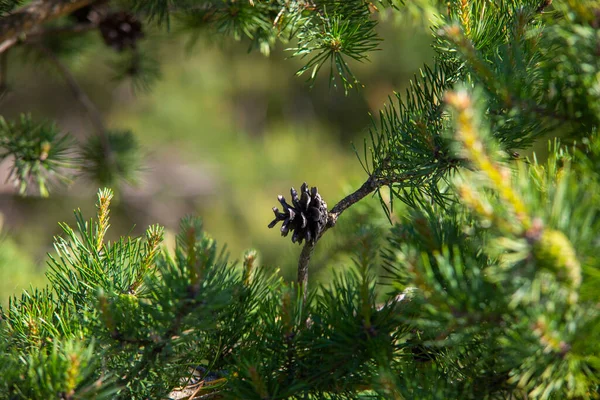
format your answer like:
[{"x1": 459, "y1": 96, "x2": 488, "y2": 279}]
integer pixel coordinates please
[{"x1": 0, "y1": 0, "x2": 94, "y2": 51}]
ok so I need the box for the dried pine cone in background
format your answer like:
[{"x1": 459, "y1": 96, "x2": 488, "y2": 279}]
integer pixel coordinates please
[
  {"x1": 99, "y1": 12, "x2": 144, "y2": 52},
  {"x1": 268, "y1": 183, "x2": 328, "y2": 245}
]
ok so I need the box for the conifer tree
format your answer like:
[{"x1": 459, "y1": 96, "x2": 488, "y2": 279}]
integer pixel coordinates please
[{"x1": 1, "y1": 0, "x2": 600, "y2": 399}]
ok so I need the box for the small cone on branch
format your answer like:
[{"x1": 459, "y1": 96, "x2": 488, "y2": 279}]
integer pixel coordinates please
[
  {"x1": 99, "y1": 12, "x2": 144, "y2": 52},
  {"x1": 268, "y1": 183, "x2": 328, "y2": 245}
]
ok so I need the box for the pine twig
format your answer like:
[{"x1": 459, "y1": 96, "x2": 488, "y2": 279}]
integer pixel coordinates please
[
  {"x1": 297, "y1": 241, "x2": 315, "y2": 297},
  {"x1": 296, "y1": 173, "x2": 386, "y2": 300},
  {"x1": 0, "y1": 22, "x2": 97, "y2": 53},
  {"x1": 0, "y1": 37, "x2": 16, "y2": 53},
  {"x1": 0, "y1": 0, "x2": 95, "y2": 53},
  {"x1": 328, "y1": 173, "x2": 381, "y2": 225}
]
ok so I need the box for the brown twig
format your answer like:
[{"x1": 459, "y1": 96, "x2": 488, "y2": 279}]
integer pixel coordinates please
[
  {"x1": 0, "y1": 18, "x2": 98, "y2": 54},
  {"x1": 187, "y1": 382, "x2": 205, "y2": 399},
  {"x1": 0, "y1": 37, "x2": 17, "y2": 53},
  {"x1": 328, "y1": 173, "x2": 382, "y2": 225},
  {"x1": 297, "y1": 241, "x2": 315, "y2": 297},
  {"x1": 0, "y1": 0, "x2": 95, "y2": 53},
  {"x1": 296, "y1": 173, "x2": 391, "y2": 300}
]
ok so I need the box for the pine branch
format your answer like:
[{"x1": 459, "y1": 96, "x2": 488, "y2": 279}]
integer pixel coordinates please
[
  {"x1": 297, "y1": 241, "x2": 314, "y2": 298},
  {"x1": 328, "y1": 173, "x2": 382, "y2": 223},
  {"x1": 0, "y1": 114, "x2": 75, "y2": 196},
  {"x1": 288, "y1": 0, "x2": 546, "y2": 303},
  {"x1": 0, "y1": 20, "x2": 97, "y2": 54},
  {"x1": 0, "y1": 0, "x2": 95, "y2": 53},
  {"x1": 0, "y1": 35, "x2": 14, "y2": 52}
]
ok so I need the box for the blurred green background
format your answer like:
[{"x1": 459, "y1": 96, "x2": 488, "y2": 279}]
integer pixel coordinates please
[{"x1": 0, "y1": 11, "x2": 433, "y2": 303}]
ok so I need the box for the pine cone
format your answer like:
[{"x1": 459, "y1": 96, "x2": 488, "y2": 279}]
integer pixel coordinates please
[
  {"x1": 99, "y1": 12, "x2": 144, "y2": 52},
  {"x1": 268, "y1": 183, "x2": 328, "y2": 245}
]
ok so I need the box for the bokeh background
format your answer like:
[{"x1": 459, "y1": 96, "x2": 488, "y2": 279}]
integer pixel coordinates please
[{"x1": 0, "y1": 10, "x2": 433, "y2": 304}]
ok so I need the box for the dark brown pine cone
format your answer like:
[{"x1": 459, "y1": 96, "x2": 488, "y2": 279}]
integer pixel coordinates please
[
  {"x1": 99, "y1": 12, "x2": 144, "y2": 52},
  {"x1": 268, "y1": 183, "x2": 328, "y2": 245}
]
